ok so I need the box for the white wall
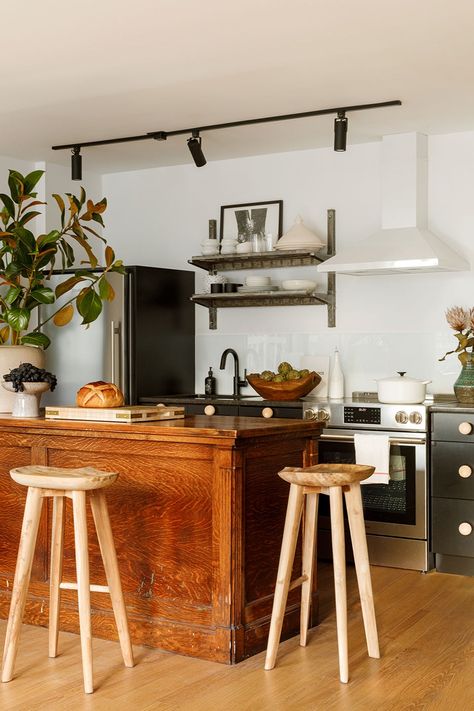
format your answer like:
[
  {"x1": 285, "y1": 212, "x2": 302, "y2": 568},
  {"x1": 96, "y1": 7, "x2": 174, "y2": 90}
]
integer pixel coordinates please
[{"x1": 101, "y1": 133, "x2": 474, "y2": 397}]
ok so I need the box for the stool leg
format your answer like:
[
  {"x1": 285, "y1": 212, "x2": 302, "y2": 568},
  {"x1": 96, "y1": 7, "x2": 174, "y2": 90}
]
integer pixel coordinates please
[
  {"x1": 2, "y1": 487, "x2": 43, "y2": 683},
  {"x1": 72, "y1": 491, "x2": 93, "y2": 694},
  {"x1": 344, "y1": 483, "x2": 380, "y2": 659},
  {"x1": 300, "y1": 492, "x2": 318, "y2": 647},
  {"x1": 89, "y1": 490, "x2": 134, "y2": 668},
  {"x1": 49, "y1": 495, "x2": 65, "y2": 658},
  {"x1": 329, "y1": 487, "x2": 348, "y2": 684},
  {"x1": 264, "y1": 483, "x2": 304, "y2": 670}
]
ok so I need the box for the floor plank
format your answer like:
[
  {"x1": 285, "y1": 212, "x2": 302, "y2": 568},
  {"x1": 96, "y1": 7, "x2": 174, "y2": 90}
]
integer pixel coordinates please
[{"x1": 0, "y1": 564, "x2": 473, "y2": 710}]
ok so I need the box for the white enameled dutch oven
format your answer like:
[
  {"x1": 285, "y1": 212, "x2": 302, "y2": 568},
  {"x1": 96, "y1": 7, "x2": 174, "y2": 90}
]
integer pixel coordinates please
[{"x1": 375, "y1": 371, "x2": 431, "y2": 404}]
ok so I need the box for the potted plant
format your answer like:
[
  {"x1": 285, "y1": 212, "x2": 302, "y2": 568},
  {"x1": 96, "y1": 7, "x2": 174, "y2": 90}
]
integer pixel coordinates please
[{"x1": 0, "y1": 168, "x2": 124, "y2": 410}]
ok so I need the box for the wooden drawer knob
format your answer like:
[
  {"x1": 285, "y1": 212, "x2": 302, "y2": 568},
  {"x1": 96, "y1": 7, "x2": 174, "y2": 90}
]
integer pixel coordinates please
[
  {"x1": 458, "y1": 421, "x2": 473, "y2": 435},
  {"x1": 459, "y1": 465, "x2": 473, "y2": 479},
  {"x1": 262, "y1": 407, "x2": 274, "y2": 419},
  {"x1": 204, "y1": 405, "x2": 216, "y2": 416},
  {"x1": 458, "y1": 522, "x2": 473, "y2": 536}
]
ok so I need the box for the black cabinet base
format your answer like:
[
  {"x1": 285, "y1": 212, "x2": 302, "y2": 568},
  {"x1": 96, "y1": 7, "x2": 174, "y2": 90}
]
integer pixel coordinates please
[{"x1": 435, "y1": 553, "x2": 474, "y2": 576}]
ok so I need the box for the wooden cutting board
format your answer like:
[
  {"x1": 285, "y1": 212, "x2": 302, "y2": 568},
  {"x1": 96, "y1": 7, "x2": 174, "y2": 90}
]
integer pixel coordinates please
[{"x1": 44, "y1": 404, "x2": 184, "y2": 423}]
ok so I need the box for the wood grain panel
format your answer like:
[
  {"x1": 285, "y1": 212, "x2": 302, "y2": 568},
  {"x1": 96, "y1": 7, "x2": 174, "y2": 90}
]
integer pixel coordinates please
[{"x1": 0, "y1": 416, "x2": 322, "y2": 663}]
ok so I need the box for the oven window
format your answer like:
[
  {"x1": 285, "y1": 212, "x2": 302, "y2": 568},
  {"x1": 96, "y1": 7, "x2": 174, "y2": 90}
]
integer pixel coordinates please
[{"x1": 318, "y1": 441, "x2": 416, "y2": 525}]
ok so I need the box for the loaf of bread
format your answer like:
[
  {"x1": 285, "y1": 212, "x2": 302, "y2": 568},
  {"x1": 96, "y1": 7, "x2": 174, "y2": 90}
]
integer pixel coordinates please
[{"x1": 76, "y1": 381, "x2": 125, "y2": 408}]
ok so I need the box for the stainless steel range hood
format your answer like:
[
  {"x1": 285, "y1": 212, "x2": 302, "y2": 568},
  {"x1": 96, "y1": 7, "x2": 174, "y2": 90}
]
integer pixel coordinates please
[{"x1": 318, "y1": 133, "x2": 469, "y2": 276}]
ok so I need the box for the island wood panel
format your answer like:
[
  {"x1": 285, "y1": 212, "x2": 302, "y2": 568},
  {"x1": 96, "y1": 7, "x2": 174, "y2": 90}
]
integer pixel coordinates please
[{"x1": 0, "y1": 416, "x2": 322, "y2": 663}]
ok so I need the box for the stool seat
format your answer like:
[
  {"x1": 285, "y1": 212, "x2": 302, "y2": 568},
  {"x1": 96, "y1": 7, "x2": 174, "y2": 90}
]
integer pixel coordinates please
[
  {"x1": 10, "y1": 465, "x2": 118, "y2": 491},
  {"x1": 279, "y1": 463, "x2": 375, "y2": 488}
]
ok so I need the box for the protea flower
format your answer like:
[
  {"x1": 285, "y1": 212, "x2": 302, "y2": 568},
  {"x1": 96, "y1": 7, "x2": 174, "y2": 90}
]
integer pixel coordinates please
[{"x1": 446, "y1": 306, "x2": 470, "y2": 332}]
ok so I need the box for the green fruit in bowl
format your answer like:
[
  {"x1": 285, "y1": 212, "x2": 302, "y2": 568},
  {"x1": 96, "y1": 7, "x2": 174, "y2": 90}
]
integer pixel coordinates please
[
  {"x1": 260, "y1": 370, "x2": 275, "y2": 381},
  {"x1": 287, "y1": 370, "x2": 301, "y2": 380},
  {"x1": 273, "y1": 374, "x2": 285, "y2": 382},
  {"x1": 300, "y1": 369, "x2": 309, "y2": 377},
  {"x1": 277, "y1": 361, "x2": 292, "y2": 375}
]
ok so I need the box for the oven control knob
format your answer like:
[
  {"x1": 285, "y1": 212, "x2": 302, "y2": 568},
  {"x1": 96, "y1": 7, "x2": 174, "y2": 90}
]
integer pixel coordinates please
[
  {"x1": 304, "y1": 408, "x2": 317, "y2": 421},
  {"x1": 458, "y1": 421, "x2": 473, "y2": 435},
  {"x1": 458, "y1": 521, "x2": 473, "y2": 536},
  {"x1": 395, "y1": 411, "x2": 408, "y2": 424},
  {"x1": 409, "y1": 411, "x2": 422, "y2": 425},
  {"x1": 262, "y1": 407, "x2": 274, "y2": 418},
  {"x1": 204, "y1": 405, "x2": 216, "y2": 416},
  {"x1": 305, "y1": 408, "x2": 330, "y2": 423},
  {"x1": 458, "y1": 465, "x2": 473, "y2": 479}
]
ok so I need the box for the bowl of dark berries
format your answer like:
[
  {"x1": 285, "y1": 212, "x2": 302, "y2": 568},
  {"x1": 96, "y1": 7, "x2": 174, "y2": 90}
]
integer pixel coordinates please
[{"x1": 2, "y1": 363, "x2": 57, "y2": 418}]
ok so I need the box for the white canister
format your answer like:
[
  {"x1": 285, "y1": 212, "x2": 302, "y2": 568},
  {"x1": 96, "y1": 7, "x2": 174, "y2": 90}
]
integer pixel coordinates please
[{"x1": 329, "y1": 348, "x2": 344, "y2": 399}]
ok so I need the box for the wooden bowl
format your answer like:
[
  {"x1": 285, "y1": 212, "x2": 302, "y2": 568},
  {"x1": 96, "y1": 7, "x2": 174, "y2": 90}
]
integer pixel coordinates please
[{"x1": 246, "y1": 371, "x2": 321, "y2": 401}]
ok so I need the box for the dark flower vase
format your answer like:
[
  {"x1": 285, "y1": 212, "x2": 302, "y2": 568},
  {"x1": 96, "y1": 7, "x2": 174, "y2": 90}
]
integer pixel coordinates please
[{"x1": 454, "y1": 353, "x2": 474, "y2": 403}]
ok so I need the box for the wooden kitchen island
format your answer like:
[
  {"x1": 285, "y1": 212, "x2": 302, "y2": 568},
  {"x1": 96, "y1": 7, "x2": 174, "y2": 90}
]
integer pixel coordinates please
[{"x1": 0, "y1": 414, "x2": 322, "y2": 664}]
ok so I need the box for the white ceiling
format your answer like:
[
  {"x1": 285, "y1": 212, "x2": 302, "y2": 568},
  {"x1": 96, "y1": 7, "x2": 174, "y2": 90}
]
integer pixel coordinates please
[{"x1": 5, "y1": 0, "x2": 474, "y2": 173}]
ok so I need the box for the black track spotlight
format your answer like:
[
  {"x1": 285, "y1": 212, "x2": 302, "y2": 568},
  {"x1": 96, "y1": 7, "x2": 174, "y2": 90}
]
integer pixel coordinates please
[
  {"x1": 71, "y1": 146, "x2": 82, "y2": 180},
  {"x1": 187, "y1": 131, "x2": 207, "y2": 167},
  {"x1": 334, "y1": 112, "x2": 348, "y2": 152}
]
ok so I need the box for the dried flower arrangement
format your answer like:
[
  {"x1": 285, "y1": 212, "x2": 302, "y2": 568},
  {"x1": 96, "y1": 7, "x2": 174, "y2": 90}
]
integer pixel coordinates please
[{"x1": 440, "y1": 306, "x2": 474, "y2": 364}]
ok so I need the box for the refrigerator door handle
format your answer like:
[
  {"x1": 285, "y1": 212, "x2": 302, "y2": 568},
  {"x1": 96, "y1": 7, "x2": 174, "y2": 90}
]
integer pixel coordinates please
[{"x1": 111, "y1": 320, "x2": 122, "y2": 389}]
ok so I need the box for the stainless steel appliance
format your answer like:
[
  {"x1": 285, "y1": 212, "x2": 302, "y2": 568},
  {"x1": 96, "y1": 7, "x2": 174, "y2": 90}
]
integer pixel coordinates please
[
  {"x1": 41, "y1": 266, "x2": 195, "y2": 406},
  {"x1": 303, "y1": 393, "x2": 432, "y2": 572}
]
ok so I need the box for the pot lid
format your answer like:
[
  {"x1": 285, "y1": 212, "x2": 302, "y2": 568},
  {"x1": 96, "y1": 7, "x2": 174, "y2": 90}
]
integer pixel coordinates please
[
  {"x1": 376, "y1": 371, "x2": 431, "y2": 385},
  {"x1": 276, "y1": 215, "x2": 324, "y2": 249}
]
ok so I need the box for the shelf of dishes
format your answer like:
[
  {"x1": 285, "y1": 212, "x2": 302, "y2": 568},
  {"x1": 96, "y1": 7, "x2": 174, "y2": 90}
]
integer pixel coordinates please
[{"x1": 188, "y1": 248, "x2": 331, "y2": 273}]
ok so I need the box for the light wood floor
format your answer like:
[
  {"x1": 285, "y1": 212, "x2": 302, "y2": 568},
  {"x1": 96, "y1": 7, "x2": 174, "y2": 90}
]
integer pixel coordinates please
[{"x1": 1, "y1": 563, "x2": 473, "y2": 711}]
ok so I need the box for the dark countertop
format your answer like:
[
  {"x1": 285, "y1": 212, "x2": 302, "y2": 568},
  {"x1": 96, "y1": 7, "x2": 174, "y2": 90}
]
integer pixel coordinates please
[
  {"x1": 141, "y1": 394, "x2": 306, "y2": 407},
  {"x1": 429, "y1": 400, "x2": 474, "y2": 414}
]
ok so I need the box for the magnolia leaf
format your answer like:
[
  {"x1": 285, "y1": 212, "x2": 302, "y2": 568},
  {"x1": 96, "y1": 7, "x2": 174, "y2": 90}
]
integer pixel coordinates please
[
  {"x1": 81, "y1": 223, "x2": 106, "y2": 242},
  {"x1": 105, "y1": 245, "x2": 114, "y2": 267},
  {"x1": 66, "y1": 194, "x2": 79, "y2": 216},
  {"x1": 0, "y1": 325, "x2": 10, "y2": 343},
  {"x1": 31, "y1": 287, "x2": 55, "y2": 304},
  {"x1": 19, "y1": 210, "x2": 42, "y2": 226},
  {"x1": 77, "y1": 288, "x2": 102, "y2": 324},
  {"x1": 0, "y1": 193, "x2": 15, "y2": 219},
  {"x1": 91, "y1": 212, "x2": 104, "y2": 227},
  {"x1": 98, "y1": 276, "x2": 115, "y2": 301},
  {"x1": 8, "y1": 171, "x2": 22, "y2": 204},
  {"x1": 69, "y1": 232, "x2": 98, "y2": 268},
  {"x1": 52, "y1": 193, "x2": 66, "y2": 228},
  {"x1": 55, "y1": 275, "x2": 84, "y2": 298},
  {"x1": 79, "y1": 187, "x2": 86, "y2": 208},
  {"x1": 53, "y1": 304, "x2": 74, "y2": 327},
  {"x1": 6, "y1": 307, "x2": 30, "y2": 332},
  {"x1": 23, "y1": 170, "x2": 44, "y2": 195},
  {"x1": 37, "y1": 230, "x2": 61, "y2": 248},
  {"x1": 4, "y1": 285, "x2": 22, "y2": 304},
  {"x1": 20, "y1": 331, "x2": 50, "y2": 349}
]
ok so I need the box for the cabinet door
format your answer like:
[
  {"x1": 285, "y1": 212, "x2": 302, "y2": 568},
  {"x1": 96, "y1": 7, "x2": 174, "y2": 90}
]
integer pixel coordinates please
[
  {"x1": 431, "y1": 441, "x2": 474, "y2": 500},
  {"x1": 432, "y1": 497, "x2": 474, "y2": 558},
  {"x1": 431, "y1": 413, "x2": 474, "y2": 442}
]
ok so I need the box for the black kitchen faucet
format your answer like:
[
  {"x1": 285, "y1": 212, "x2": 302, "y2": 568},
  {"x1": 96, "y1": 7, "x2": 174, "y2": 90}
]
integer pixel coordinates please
[{"x1": 219, "y1": 348, "x2": 247, "y2": 399}]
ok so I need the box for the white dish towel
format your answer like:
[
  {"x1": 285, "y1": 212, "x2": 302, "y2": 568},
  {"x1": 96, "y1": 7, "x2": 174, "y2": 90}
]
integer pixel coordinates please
[{"x1": 354, "y1": 433, "x2": 390, "y2": 485}]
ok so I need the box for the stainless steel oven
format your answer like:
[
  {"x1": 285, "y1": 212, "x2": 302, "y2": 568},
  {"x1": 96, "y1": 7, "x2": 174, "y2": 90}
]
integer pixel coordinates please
[{"x1": 303, "y1": 395, "x2": 433, "y2": 572}]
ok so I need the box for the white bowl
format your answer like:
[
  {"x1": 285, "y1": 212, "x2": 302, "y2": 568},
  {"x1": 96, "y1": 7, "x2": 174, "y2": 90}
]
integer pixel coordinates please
[
  {"x1": 281, "y1": 279, "x2": 317, "y2": 291},
  {"x1": 201, "y1": 245, "x2": 219, "y2": 255}
]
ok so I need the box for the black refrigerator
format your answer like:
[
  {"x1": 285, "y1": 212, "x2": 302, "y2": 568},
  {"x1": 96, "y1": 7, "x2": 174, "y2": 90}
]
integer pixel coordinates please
[{"x1": 42, "y1": 265, "x2": 195, "y2": 406}]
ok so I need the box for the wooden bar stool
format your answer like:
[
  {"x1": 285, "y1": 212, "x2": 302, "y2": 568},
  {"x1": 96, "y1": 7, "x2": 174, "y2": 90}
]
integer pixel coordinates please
[
  {"x1": 264, "y1": 463, "x2": 380, "y2": 683},
  {"x1": 1, "y1": 465, "x2": 134, "y2": 694}
]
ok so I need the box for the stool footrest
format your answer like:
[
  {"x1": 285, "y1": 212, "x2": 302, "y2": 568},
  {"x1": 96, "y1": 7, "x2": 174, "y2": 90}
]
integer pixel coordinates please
[
  {"x1": 288, "y1": 574, "x2": 308, "y2": 591},
  {"x1": 60, "y1": 582, "x2": 110, "y2": 594}
]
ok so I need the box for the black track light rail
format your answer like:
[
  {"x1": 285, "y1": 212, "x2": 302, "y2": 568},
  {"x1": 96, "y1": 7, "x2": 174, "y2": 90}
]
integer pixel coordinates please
[{"x1": 51, "y1": 100, "x2": 401, "y2": 151}]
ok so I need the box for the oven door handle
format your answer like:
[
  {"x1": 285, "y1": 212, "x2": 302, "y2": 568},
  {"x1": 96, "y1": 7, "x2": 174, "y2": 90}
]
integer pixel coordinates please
[{"x1": 320, "y1": 433, "x2": 426, "y2": 446}]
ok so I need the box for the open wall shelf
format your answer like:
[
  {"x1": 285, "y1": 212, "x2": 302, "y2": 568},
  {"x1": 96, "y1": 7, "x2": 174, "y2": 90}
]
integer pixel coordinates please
[{"x1": 189, "y1": 209, "x2": 336, "y2": 329}]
